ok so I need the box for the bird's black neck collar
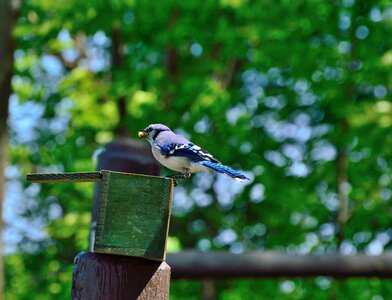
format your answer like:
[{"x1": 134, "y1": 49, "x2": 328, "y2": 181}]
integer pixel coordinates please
[{"x1": 152, "y1": 129, "x2": 169, "y2": 140}]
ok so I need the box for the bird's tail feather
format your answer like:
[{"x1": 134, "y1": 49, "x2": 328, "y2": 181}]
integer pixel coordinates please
[{"x1": 197, "y1": 161, "x2": 249, "y2": 182}]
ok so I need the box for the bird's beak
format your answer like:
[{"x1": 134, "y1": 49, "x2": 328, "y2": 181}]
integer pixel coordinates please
[{"x1": 138, "y1": 130, "x2": 148, "y2": 138}]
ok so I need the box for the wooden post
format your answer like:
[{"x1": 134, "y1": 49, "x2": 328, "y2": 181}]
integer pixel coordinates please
[{"x1": 72, "y1": 252, "x2": 170, "y2": 300}]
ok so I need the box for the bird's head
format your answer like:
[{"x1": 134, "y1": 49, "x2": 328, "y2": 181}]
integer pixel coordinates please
[{"x1": 138, "y1": 124, "x2": 171, "y2": 143}]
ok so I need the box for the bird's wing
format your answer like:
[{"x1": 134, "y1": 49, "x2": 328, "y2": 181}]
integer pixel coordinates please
[{"x1": 160, "y1": 143, "x2": 220, "y2": 163}]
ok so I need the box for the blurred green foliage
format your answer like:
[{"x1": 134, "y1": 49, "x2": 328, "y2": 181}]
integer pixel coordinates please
[{"x1": 4, "y1": 0, "x2": 392, "y2": 299}]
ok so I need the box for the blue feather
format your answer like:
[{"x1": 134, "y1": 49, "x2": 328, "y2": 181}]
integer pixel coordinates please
[
  {"x1": 160, "y1": 143, "x2": 219, "y2": 163},
  {"x1": 196, "y1": 161, "x2": 249, "y2": 181}
]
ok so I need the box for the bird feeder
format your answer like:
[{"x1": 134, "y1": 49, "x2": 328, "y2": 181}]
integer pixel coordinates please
[{"x1": 27, "y1": 170, "x2": 174, "y2": 261}]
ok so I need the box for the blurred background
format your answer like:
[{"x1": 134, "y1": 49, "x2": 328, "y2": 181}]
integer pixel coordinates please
[{"x1": 1, "y1": 0, "x2": 392, "y2": 299}]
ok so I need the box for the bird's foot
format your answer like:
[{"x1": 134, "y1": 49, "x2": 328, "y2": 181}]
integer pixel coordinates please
[
  {"x1": 165, "y1": 172, "x2": 192, "y2": 186},
  {"x1": 171, "y1": 178, "x2": 178, "y2": 187}
]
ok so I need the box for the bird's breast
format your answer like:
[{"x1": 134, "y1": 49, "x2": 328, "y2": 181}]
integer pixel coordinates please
[{"x1": 151, "y1": 146, "x2": 190, "y2": 172}]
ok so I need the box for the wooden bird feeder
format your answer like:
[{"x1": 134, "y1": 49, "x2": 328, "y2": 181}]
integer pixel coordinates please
[{"x1": 27, "y1": 170, "x2": 174, "y2": 261}]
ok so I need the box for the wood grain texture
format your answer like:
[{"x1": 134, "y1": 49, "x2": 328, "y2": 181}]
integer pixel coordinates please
[
  {"x1": 27, "y1": 172, "x2": 103, "y2": 183},
  {"x1": 94, "y1": 170, "x2": 174, "y2": 261},
  {"x1": 71, "y1": 251, "x2": 170, "y2": 300}
]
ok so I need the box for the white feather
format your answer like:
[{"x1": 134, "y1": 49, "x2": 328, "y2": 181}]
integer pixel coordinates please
[{"x1": 151, "y1": 145, "x2": 210, "y2": 174}]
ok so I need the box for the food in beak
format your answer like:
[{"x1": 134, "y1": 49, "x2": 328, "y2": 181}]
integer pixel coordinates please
[{"x1": 138, "y1": 131, "x2": 147, "y2": 138}]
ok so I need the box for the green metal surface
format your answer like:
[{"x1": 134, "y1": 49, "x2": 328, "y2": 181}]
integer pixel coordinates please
[{"x1": 94, "y1": 170, "x2": 174, "y2": 261}]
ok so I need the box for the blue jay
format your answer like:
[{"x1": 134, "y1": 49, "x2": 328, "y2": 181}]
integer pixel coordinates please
[{"x1": 138, "y1": 124, "x2": 249, "y2": 182}]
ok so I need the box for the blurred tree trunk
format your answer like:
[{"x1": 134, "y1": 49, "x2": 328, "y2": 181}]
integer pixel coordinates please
[
  {"x1": 111, "y1": 22, "x2": 128, "y2": 137},
  {"x1": 335, "y1": 3, "x2": 360, "y2": 247},
  {"x1": 0, "y1": 0, "x2": 20, "y2": 298},
  {"x1": 162, "y1": 9, "x2": 180, "y2": 112},
  {"x1": 202, "y1": 279, "x2": 216, "y2": 300},
  {"x1": 335, "y1": 124, "x2": 350, "y2": 242},
  {"x1": 336, "y1": 121, "x2": 349, "y2": 247}
]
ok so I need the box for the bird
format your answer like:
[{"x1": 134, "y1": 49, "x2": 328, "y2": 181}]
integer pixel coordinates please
[{"x1": 138, "y1": 124, "x2": 249, "y2": 182}]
